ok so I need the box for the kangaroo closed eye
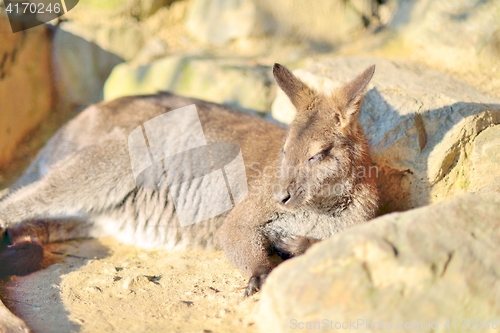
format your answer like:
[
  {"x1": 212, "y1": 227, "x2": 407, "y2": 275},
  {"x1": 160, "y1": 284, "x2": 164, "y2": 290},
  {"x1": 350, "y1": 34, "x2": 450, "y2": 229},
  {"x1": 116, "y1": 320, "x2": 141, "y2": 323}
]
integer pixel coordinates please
[
  {"x1": 308, "y1": 144, "x2": 334, "y2": 162},
  {"x1": 308, "y1": 152, "x2": 325, "y2": 162}
]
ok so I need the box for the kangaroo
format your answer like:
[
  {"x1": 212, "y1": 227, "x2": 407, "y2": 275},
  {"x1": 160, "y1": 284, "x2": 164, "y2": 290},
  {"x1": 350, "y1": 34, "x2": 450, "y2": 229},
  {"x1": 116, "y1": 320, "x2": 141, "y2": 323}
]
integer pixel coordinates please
[{"x1": 0, "y1": 63, "x2": 378, "y2": 331}]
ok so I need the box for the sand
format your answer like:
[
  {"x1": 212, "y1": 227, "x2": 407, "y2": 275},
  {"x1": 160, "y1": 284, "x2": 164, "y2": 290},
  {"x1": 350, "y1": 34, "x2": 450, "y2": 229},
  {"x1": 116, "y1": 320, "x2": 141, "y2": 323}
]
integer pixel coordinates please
[{"x1": 0, "y1": 238, "x2": 260, "y2": 333}]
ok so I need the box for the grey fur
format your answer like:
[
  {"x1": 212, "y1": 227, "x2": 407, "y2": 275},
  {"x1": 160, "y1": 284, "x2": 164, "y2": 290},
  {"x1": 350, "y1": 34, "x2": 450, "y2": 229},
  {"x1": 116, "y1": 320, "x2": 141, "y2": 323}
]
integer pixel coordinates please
[{"x1": 0, "y1": 64, "x2": 379, "y2": 316}]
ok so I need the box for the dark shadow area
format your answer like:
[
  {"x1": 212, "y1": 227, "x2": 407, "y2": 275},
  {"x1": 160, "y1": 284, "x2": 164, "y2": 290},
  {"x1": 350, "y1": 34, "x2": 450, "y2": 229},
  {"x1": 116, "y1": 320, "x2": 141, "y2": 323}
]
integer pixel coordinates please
[
  {"x1": 0, "y1": 238, "x2": 110, "y2": 333},
  {"x1": 52, "y1": 24, "x2": 124, "y2": 107},
  {"x1": 361, "y1": 87, "x2": 500, "y2": 213},
  {"x1": 387, "y1": 0, "x2": 418, "y2": 27}
]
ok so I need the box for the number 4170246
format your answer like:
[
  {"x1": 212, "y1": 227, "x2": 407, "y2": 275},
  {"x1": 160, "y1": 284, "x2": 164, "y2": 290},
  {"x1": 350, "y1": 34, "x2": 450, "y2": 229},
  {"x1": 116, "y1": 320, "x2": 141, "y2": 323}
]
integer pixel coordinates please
[{"x1": 5, "y1": 2, "x2": 62, "y2": 14}]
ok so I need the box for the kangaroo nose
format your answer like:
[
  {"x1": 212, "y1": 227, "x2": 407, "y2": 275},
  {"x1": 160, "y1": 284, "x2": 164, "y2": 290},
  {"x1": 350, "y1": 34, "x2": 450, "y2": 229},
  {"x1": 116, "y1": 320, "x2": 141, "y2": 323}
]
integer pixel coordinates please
[{"x1": 275, "y1": 190, "x2": 292, "y2": 205}]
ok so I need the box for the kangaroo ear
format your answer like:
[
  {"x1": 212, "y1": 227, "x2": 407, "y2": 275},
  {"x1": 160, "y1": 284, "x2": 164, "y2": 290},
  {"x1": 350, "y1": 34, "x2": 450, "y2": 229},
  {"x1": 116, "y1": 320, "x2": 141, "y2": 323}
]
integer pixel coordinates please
[
  {"x1": 339, "y1": 65, "x2": 375, "y2": 116},
  {"x1": 273, "y1": 63, "x2": 314, "y2": 110}
]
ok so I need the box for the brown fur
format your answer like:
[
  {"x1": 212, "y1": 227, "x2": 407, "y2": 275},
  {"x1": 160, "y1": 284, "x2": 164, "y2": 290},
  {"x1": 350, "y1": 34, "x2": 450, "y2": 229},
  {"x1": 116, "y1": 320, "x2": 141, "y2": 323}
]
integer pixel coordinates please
[
  {"x1": 0, "y1": 234, "x2": 43, "y2": 278},
  {"x1": 0, "y1": 64, "x2": 378, "y2": 330}
]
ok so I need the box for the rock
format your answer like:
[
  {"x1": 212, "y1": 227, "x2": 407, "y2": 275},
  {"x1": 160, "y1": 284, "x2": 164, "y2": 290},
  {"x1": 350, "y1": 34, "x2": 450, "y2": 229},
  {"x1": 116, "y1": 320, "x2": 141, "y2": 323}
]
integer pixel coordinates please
[
  {"x1": 389, "y1": 0, "x2": 500, "y2": 73},
  {"x1": 185, "y1": 0, "x2": 261, "y2": 45},
  {"x1": 185, "y1": 0, "x2": 388, "y2": 45},
  {"x1": 126, "y1": 0, "x2": 178, "y2": 20},
  {"x1": 252, "y1": 0, "x2": 386, "y2": 42},
  {"x1": 0, "y1": 15, "x2": 54, "y2": 168},
  {"x1": 0, "y1": 299, "x2": 31, "y2": 333},
  {"x1": 55, "y1": 18, "x2": 146, "y2": 62},
  {"x1": 65, "y1": 0, "x2": 175, "y2": 20},
  {"x1": 131, "y1": 38, "x2": 168, "y2": 66},
  {"x1": 104, "y1": 56, "x2": 274, "y2": 113},
  {"x1": 53, "y1": 22, "x2": 125, "y2": 106},
  {"x1": 258, "y1": 193, "x2": 500, "y2": 333},
  {"x1": 271, "y1": 57, "x2": 500, "y2": 211},
  {"x1": 87, "y1": 24, "x2": 145, "y2": 62},
  {"x1": 122, "y1": 275, "x2": 151, "y2": 290},
  {"x1": 470, "y1": 125, "x2": 500, "y2": 192}
]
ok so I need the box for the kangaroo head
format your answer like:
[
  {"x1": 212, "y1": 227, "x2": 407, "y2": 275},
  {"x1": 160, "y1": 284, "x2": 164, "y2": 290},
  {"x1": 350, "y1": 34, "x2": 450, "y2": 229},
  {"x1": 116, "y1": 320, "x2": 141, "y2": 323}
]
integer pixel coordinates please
[{"x1": 272, "y1": 63, "x2": 375, "y2": 212}]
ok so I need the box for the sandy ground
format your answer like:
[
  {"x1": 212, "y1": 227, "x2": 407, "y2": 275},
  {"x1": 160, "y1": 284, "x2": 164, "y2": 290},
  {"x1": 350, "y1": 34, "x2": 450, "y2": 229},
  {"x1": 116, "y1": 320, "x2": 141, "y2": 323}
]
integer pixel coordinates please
[{"x1": 0, "y1": 238, "x2": 260, "y2": 333}]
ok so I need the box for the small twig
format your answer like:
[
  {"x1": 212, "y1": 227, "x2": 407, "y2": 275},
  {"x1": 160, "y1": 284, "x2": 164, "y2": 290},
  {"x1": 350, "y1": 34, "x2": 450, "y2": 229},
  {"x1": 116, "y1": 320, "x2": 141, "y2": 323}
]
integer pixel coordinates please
[
  {"x1": 50, "y1": 252, "x2": 90, "y2": 260},
  {"x1": 209, "y1": 287, "x2": 220, "y2": 293},
  {"x1": 3, "y1": 297, "x2": 41, "y2": 308}
]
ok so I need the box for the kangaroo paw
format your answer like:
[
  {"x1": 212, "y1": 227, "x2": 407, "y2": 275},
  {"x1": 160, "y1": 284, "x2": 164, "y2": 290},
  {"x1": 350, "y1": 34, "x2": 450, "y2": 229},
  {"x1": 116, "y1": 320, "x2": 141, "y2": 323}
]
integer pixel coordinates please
[
  {"x1": 244, "y1": 273, "x2": 268, "y2": 297},
  {"x1": 273, "y1": 235, "x2": 320, "y2": 257},
  {"x1": 0, "y1": 232, "x2": 44, "y2": 278}
]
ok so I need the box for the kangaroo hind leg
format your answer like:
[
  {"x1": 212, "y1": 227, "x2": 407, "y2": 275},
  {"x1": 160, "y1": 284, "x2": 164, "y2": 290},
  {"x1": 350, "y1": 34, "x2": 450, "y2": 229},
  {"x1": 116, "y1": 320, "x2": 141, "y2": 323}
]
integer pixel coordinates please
[
  {"x1": 0, "y1": 217, "x2": 92, "y2": 278},
  {"x1": 0, "y1": 142, "x2": 135, "y2": 278}
]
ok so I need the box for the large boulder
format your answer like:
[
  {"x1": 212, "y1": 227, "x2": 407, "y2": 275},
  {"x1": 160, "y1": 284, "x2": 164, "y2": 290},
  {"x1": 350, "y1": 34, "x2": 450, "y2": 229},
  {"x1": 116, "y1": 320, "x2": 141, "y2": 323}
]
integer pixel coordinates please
[
  {"x1": 185, "y1": 0, "x2": 263, "y2": 45},
  {"x1": 185, "y1": 0, "x2": 391, "y2": 45},
  {"x1": 388, "y1": 0, "x2": 500, "y2": 75},
  {"x1": 0, "y1": 15, "x2": 54, "y2": 168},
  {"x1": 271, "y1": 57, "x2": 500, "y2": 211},
  {"x1": 258, "y1": 192, "x2": 500, "y2": 333},
  {"x1": 104, "y1": 56, "x2": 274, "y2": 113}
]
